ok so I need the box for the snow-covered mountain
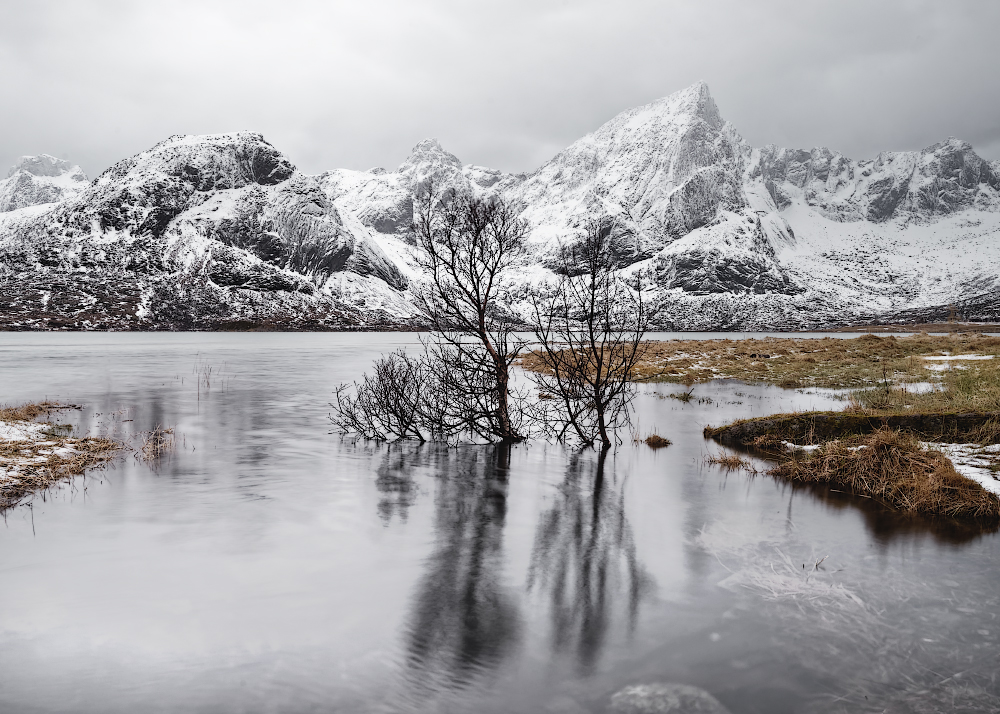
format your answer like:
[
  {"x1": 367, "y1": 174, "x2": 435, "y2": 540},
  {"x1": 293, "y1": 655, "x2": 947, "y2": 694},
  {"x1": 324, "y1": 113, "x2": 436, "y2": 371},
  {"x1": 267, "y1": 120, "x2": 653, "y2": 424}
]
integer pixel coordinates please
[
  {"x1": 1, "y1": 82, "x2": 998, "y2": 330},
  {"x1": 0, "y1": 155, "x2": 88, "y2": 213}
]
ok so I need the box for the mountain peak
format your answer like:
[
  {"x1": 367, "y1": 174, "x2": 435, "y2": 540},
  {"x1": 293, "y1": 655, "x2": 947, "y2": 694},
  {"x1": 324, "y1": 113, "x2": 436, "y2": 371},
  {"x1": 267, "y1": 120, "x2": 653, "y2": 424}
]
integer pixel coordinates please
[
  {"x1": 644, "y1": 80, "x2": 721, "y2": 127},
  {"x1": 397, "y1": 138, "x2": 462, "y2": 175},
  {"x1": 8, "y1": 154, "x2": 86, "y2": 181}
]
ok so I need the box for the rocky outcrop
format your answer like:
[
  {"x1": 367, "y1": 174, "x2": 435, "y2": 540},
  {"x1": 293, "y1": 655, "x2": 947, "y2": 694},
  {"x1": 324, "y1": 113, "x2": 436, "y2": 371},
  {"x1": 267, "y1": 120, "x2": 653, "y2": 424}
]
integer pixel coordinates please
[
  {"x1": 319, "y1": 138, "x2": 523, "y2": 240},
  {"x1": 0, "y1": 133, "x2": 408, "y2": 329},
  {"x1": 757, "y1": 138, "x2": 1000, "y2": 224},
  {"x1": 2, "y1": 83, "x2": 999, "y2": 330},
  {"x1": 0, "y1": 155, "x2": 89, "y2": 212},
  {"x1": 609, "y1": 683, "x2": 731, "y2": 714}
]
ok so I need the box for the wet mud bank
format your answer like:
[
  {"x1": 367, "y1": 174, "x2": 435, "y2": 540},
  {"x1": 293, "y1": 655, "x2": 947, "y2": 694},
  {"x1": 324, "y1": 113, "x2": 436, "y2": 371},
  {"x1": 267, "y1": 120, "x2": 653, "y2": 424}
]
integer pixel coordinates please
[{"x1": 704, "y1": 411, "x2": 1000, "y2": 446}]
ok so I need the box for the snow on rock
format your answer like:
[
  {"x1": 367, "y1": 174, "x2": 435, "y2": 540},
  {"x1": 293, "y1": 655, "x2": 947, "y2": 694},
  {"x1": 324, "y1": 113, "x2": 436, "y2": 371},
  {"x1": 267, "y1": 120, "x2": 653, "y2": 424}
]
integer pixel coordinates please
[
  {"x1": 318, "y1": 138, "x2": 523, "y2": 241},
  {"x1": 0, "y1": 155, "x2": 89, "y2": 212},
  {"x1": 512, "y1": 82, "x2": 753, "y2": 268},
  {"x1": 0, "y1": 133, "x2": 409, "y2": 329},
  {"x1": 2, "y1": 83, "x2": 1000, "y2": 330}
]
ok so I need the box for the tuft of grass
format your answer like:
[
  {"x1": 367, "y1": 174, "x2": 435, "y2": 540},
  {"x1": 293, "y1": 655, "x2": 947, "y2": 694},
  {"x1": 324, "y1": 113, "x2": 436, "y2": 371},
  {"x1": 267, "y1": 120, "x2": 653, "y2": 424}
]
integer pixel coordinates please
[
  {"x1": 669, "y1": 388, "x2": 695, "y2": 403},
  {"x1": 1, "y1": 401, "x2": 124, "y2": 510},
  {"x1": 0, "y1": 401, "x2": 78, "y2": 422},
  {"x1": 769, "y1": 428, "x2": 999, "y2": 520},
  {"x1": 706, "y1": 452, "x2": 755, "y2": 471},
  {"x1": 968, "y1": 418, "x2": 1000, "y2": 446},
  {"x1": 643, "y1": 434, "x2": 672, "y2": 449},
  {"x1": 139, "y1": 425, "x2": 175, "y2": 461}
]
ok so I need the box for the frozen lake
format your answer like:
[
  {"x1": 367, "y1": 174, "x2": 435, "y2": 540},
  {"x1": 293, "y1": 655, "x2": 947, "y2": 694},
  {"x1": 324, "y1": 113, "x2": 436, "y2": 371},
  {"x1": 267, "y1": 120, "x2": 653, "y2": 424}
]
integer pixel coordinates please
[{"x1": 0, "y1": 332, "x2": 998, "y2": 713}]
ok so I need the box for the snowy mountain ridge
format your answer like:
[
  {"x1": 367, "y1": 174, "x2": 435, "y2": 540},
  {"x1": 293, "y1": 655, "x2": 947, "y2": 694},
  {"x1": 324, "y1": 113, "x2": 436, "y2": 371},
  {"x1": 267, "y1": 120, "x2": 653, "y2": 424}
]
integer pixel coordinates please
[
  {"x1": 0, "y1": 155, "x2": 88, "y2": 213},
  {"x1": 1, "y1": 82, "x2": 998, "y2": 330}
]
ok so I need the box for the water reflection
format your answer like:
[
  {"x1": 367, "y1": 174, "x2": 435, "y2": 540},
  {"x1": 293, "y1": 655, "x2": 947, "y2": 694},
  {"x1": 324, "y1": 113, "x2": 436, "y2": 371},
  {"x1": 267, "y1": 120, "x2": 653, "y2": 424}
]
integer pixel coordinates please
[
  {"x1": 375, "y1": 444, "x2": 420, "y2": 524},
  {"x1": 402, "y1": 445, "x2": 522, "y2": 695},
  {"x1": 527, "y1": 448, "x2": 651, "y2": 675},
  {"x1": 731, "y1": 443, "x2": 1000, "y2": 546}
]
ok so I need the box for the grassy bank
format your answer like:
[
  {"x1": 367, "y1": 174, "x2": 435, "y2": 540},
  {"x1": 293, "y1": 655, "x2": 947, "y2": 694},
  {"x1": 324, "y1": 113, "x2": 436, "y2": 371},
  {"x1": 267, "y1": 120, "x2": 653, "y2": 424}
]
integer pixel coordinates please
[
  {"x1": 618, "y1": 332, "x2": 1000, "y2": 388},
  {"x1": 769, "y1": 428, "x2": 1000, "y2": 520},
  {"x1": 0, "y1": 402, "x2": 123, "y2": 510}
]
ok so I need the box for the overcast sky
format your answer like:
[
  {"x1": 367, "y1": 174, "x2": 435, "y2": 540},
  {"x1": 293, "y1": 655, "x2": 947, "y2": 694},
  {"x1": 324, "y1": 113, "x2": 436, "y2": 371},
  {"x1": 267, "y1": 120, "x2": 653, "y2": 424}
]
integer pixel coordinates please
[{"x1": 2, "y1": 0, "x2": 999, "y2": 179}]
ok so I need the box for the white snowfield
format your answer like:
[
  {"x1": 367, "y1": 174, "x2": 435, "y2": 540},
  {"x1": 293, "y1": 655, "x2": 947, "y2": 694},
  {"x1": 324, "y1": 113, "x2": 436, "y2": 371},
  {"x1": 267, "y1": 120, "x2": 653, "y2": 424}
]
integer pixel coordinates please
[
  {"x1": 930, "y1": 443, "x2": 1000, "y2": 497},
  {"x1": 1, "y1": 82, "x2": 998, "y2": 329}
]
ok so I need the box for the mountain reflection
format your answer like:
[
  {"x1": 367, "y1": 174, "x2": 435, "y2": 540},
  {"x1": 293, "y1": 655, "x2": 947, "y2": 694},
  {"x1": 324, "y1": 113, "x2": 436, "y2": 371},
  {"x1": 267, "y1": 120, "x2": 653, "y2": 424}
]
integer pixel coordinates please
[
  {"x1": 527, "y1": 448, "x2": 650, "y2": 674},
  {"x1": 402, "y1": 445, "x2": 522, "y2": 693}
]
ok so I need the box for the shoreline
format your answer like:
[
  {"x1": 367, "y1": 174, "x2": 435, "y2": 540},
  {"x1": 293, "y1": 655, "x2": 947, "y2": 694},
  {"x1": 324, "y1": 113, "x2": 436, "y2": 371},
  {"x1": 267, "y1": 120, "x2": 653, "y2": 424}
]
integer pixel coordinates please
[{"x1": 0, "y1": 403, "x2": 123, "y2": 510}]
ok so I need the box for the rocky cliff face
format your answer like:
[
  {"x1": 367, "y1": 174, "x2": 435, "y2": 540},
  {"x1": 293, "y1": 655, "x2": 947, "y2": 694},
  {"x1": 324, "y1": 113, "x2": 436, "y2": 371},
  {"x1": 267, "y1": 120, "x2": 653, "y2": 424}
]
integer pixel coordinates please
[
  {"x1": 0, "y1": 155, "x2": 89, "y2": 213},
  {"x1": 318, "y1": 139, "x2": 524, "y2": 241},
  {"x1": 757, "y1": 138, "x2": 1000, "y2": 224},
  {"x1": 1, "y1": 84, "x2": 998, "y2": 331},
  {"x1": 0, "y1": 134, "x2": 407, "y2": 329}
]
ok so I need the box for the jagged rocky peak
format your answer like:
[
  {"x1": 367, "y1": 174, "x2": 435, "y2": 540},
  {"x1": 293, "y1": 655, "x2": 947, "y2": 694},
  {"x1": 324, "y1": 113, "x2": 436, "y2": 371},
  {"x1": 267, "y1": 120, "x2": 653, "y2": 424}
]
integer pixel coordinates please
[
  {"x1": 95, "y1": 131, "x2": 296, "y2": 192},
  {"x1": 0, "y1": 154, "x2": 90, "y2": 212},
  {"x1": 759, "y1": 134, "x2": 1000, "y2": 223},
  {"x1": 8, "y1": 154, "x2": 87, "y2": 181},
  {"x1": 915, "y1": 137, "x2": 998, "y2": 189},
  {"x1": 396, "y1": 137, "x2": 467, "y2": 193},
  {"x1": 513, "y1": 81, "x2": 752, "y2": 269}
]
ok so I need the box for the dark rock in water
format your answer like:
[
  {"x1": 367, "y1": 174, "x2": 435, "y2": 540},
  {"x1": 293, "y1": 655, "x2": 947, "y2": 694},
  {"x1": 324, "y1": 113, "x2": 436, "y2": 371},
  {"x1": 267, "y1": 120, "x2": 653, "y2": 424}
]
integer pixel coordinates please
[{"x1": 609, "y1": 683, "x2": 731, "y2": 714}]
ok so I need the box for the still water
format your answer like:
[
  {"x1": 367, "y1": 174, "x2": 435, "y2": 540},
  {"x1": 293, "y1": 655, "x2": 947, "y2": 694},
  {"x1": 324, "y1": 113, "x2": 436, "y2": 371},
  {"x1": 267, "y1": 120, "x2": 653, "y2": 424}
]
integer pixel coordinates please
[{"x1": 0, "y1": 333, "x2": 997, "y2": 714}]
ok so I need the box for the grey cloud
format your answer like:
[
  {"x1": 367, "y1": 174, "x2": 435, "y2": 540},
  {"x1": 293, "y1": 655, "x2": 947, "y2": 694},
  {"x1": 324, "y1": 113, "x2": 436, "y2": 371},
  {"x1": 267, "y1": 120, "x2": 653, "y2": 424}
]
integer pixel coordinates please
[{"x1": 1, "y1": 0, "x2": 998, "y2": 180}]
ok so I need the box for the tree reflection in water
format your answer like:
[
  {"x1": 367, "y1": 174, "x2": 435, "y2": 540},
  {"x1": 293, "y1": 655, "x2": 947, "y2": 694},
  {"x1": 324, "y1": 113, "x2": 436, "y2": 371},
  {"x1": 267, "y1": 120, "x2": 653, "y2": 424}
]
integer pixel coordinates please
[
  {"x1": 402, "y1": 444, "x2": 522, "y2": 694},
  {"x1": 527, "y1": 448, "x2": 650, "y2": 675},
  {"x1": 374, "y1": 443, "x2": 420, "y2": 524}
]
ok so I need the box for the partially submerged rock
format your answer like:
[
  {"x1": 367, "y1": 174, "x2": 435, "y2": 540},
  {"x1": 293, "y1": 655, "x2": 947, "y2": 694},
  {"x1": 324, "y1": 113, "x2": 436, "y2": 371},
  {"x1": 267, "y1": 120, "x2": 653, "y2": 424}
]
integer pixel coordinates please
[{"x1": 609, "y1": 683, "x2": 731, "y2": 714}]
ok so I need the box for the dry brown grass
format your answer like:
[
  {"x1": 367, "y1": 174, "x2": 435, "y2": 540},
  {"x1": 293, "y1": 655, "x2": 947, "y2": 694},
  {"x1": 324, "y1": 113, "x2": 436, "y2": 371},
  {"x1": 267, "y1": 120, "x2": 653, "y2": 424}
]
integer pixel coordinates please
[
  {"x1": 0, "y1": 436, "x2": 121, "y2": 509},
  {"x1": 968, "y1": 419, "x2": 1000, "y2": 446},
  {"x1": 1, "y1": 401, "x2": 124, "y2": 510},
  {"x1": 769, "y1": 428, "x2": 1000, "y2": 519},
  {"x1": 527, "y1": 332, "x2": 1000, "y2": 389},
  {"x1": 642, "y1": 434, "x2": 672, "y2": 449},
  {"x1": 140, "y1": 425, "x2": 175, "y2": 461},
  {"x1": 0, "y1": 401, "x2": 78, "y2": 422},
  {"x1": 846, "y1": 357, "x2": 1000, "y2": 417},
  {"x1": 705, "y1": 452, "x2": 755, "y2": 471}
]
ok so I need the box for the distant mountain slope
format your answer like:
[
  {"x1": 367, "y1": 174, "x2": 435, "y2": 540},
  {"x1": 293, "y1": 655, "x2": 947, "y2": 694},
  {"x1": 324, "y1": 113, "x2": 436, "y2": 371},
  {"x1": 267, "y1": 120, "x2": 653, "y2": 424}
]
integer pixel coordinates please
[
  {"x1": 1, "y1": 83, "x2": 998, "y2": 330},
  {"x1": 0, "y1": 155, "x2": 89, "y2": 212},
  {"x1": 0, "y1": 134, "x2": 410, "y2": 329}
]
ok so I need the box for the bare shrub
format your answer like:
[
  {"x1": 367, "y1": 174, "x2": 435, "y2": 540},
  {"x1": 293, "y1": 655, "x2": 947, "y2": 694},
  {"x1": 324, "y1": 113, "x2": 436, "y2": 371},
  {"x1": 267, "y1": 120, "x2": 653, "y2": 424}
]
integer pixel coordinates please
[
  {"x1": 331, "y1": 187, "x2": 528, "y2": 443},
  {"x1": 331, "y1": 349, "x2": 437, "y2": 441},
  {"x1": 528, "y1": 220, "x2": 651, "y2": 447},
  {"x1": 413, "y1": 187, "x2": 529, "y2": 442}
]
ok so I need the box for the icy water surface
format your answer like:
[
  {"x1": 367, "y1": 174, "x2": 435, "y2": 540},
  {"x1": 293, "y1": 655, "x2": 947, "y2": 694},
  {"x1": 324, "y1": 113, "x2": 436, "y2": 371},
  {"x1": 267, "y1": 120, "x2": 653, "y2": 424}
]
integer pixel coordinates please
[{"x1": 0, "y1": 333, "x2": 998, "y2": 714}]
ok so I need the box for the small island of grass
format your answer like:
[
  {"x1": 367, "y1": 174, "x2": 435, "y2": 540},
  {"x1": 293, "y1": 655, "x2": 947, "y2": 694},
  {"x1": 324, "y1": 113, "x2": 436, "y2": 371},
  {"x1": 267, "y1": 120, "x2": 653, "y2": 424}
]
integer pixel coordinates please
[{"x1": 0, "y1": 402, "x2": 123, "y2": 510}]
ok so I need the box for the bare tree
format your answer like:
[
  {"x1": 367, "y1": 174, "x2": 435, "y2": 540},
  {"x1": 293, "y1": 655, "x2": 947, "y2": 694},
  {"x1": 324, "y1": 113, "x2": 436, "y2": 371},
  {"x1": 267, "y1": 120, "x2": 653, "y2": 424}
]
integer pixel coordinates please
[
  {"x1": 529, "y1": 220, "x2": 651, "y2": 448},
  {"x1": 330, "y1": 186, "x2": 529, "y2": 443},
  {"x1": 413, "y1": 186, "x2": 529, "y2": 443},
  {"x1": 330, "y1": 349, "x2": 431, "y2": 441}
]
